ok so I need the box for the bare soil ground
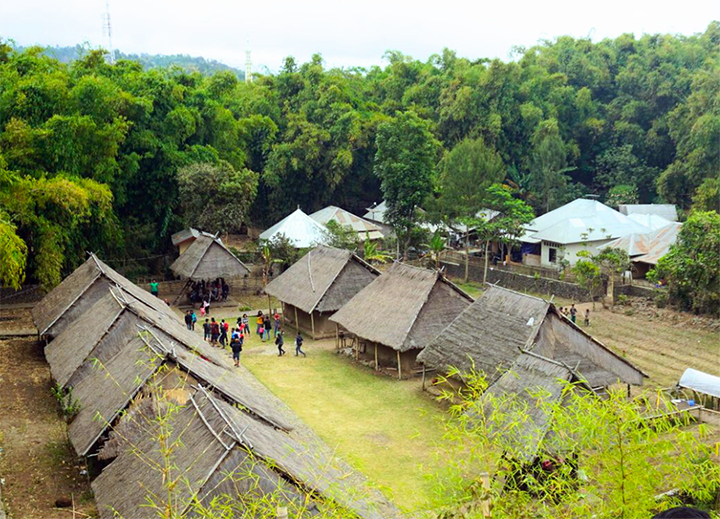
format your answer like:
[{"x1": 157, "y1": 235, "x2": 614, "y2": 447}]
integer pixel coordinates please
[{"x1": 0, "y1": 308, "x2": 95, "y2": 519}]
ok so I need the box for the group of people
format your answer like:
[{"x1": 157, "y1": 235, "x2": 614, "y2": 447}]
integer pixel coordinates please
[
  {"x1": 188, "y1": 278, "x2": 230, "y2": 308},
  {"x1": 558, "y1": 304, "x2": 590, "y2": 326},
  {"x1": 199, "y1": 310, "x2": 306, "y2": 366}
]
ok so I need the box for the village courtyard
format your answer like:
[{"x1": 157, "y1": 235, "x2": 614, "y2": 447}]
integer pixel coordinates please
[{"x1": 175, "y1": 285, "x2": 720, "y2": 513}]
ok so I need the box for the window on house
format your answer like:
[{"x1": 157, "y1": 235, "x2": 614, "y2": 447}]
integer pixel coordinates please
[{"x1": 549, "y1": 248, "x2": 557, "y2": 263}]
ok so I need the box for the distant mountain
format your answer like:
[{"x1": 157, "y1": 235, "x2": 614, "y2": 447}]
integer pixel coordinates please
[{"x1": 19, "y1": 44, "x2": 245, "y2": 78}]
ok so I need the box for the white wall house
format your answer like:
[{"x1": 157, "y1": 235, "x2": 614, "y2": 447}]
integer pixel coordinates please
[{"x1": 522, "y1": 199, "x2": 651, "y2": 268}]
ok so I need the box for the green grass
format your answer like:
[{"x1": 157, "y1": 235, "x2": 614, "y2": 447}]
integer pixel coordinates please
[{"x1": 240, "y1": 332, "x2": 449, "y2": 513}]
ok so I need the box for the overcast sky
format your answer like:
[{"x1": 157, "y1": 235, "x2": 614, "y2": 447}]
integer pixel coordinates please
[{"x1": 1, "y1": 1, "x2": 717, "y2": 72}]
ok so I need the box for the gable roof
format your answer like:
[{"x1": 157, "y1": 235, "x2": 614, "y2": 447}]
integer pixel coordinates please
[
  {"x1": 171, "y1": 227, "x2": 200, "y2": 246},
  {"x1": 32, "y1": 254, "x2": 175, "y2": 337},
  {"x1": 524, "y1": 198, "x2": 650, "y2": 244},
  {"x1": 605, "y1": 222, "x2": 681, "y2": 264},
  {"x1": 310, "y1": 206, "x2": 384, "y2": 241},
  {"x1": 418, "y1": 285, "x2": 647, "y2": 387},
  {"x1": 264, "y1": 246, "x2": 379, "y2": 314},
  {"x1": 259, "y1": 208, "x2": 330, "y2": 248},
  {"x1": 619, "y1": 204, "x2": 678, "y2": 222},
  {"x1": 626, "y1": 213, "x2": 674, "y2": 231},
  {"x1": 363, "y1": 201, "x2": 387, "y2": 224},
  {"x1": 330, "y1": 263, "x2": 473, "y2": 351},
  {"x1": 170, "y1": 233, "x2": 250, "y2": 279}
]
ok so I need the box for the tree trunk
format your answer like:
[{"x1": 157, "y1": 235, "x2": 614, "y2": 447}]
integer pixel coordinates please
[
  {"x1": 608, "y1": 274, "x2": 615, "y2": 309},
  {"x1": 464, "y1": 233, "x2": 470, "y2": 283},
  {"x1": 403, "y1": 226, "x2": 412, "y2": 261},
  {"x1": 483, "y1": 240, "x2": 490, "y2": 285}
]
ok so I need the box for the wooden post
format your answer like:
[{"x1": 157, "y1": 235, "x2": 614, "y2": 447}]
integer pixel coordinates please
[
  {"x1": 422, "y1": 364, "x2": 426, "y2": 389},
  {"x1": 335, "y1": 323, "x2": 339, "y2": 349},
  {"x1": 627, "y1": 383, "x2": 631, "y2": 399},
  {"x1": 397, "y1": 350, "x2": 402, "y2": 380},
  {"x1": 310, "y1": 312, "x2": 316, "y2": 339},
  {"x1": 281, "y1": 302, "x2": 286, "y2": 326},
  {"x1": 294, "y1": 306, "x2": 299, "y2": 332},
  {"x1": 374, "y1": 343, "x2": 378, "y2": 371}
]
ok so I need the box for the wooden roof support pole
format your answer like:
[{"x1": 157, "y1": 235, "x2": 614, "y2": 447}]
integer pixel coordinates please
[
  {"x1": 281, "y1": 302, "x2": 286, "y2": 326},
  {"x1": 422, "y1": 364, "x2": 426, "y2": 389},
  {"x1": 294, "y1": 306, "x2": 299, "y2": 333},
  {"x1": 172, "y1": 278, "x2": 191, "y2": 306},
  {"x1": 397, "y1": 350, "x2": 402, "y2": 380},
  {"x1": 374, "y1": 343, "x2": 378, "y2": 371},
  {"x1": 335, "y1": 323, "x2": 339, "y2": 350},
  {"x1": 310, "y1": 312, "x2": 316, "y2": 339}
]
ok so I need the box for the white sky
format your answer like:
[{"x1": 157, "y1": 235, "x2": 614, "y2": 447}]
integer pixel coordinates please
[{"x1": 1, "y1": 1, "x2": 717, "y2": 72}]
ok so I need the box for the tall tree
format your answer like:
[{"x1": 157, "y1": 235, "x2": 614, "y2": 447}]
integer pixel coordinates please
[
  {"x1": 530, "y1": 119, "x2": 574, "y2": 212},
  {"x1": 374, "y1": 110, "x2": 440, "y2": 258}
]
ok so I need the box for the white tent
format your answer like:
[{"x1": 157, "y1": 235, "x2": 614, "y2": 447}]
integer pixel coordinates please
[
  {"x1": 678, "y1": 368, "x2": 720, "y2": 399},
  {"x1": 259, "y1": 208, "x2": 330, "y2": 248}
]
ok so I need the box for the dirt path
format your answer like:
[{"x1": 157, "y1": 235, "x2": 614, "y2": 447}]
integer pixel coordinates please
[{"x1": 0, "y1": 337, "x2": 95, "y2": 519}]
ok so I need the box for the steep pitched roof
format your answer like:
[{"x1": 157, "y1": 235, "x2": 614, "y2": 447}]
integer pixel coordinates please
[
  {"x1": 170, "y1": 233, "x2": 250, "y2": 279},
  {"x1": 418, "y1": 285, "x2": 647, "y2": 387},
  {"x1": 330, "y1": 263, "x2": 473, "y2": 351},
  {"x1": 32, "y1": 254, "x2": 175, "y2": 337},
  {"x1": 264, "y1": 246, "x2": 379, "y2": 314},
  {"x1": 259, "y1": 208, "x2": 330, "y2": 248},
  {"x1": 310, "y1": 206, "x2": 384, "y2": 241},
  {"x1": 171, "y1": 227, "x2": 200, "y2": 246},
  {"x1": 524, "y1": 198, "x2": 650, "y2": 244}
]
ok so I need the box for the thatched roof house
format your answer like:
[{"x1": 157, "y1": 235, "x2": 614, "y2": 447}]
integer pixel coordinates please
[
  {"x1": 31, "y1": 253, "x2": 175, "y2": 339},
  {"x1": 478, "y1": 352, "x2": 591, "y2": 461},
  {"x1": 330, "y1": 263, "x2": 473, "y2": 378},
  {"x1": 417, "y1": 285, "x2": 647, "y2": 389},
  {"x1": 170, "y1": 232, "x2": 250, "y2": 280},
  {"x1": 42, "y1": 286, "x2": 401, "y2": 519},
  {"x1": 264, "y1": 246, "x2": 379, "y2": 339}
]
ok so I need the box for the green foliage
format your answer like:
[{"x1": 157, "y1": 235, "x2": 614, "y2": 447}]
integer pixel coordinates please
[
  {"x1": 605, "y1": 184, "x2": 639, "y2": 208},
  {"x1": 692, "y1": 177, "x2": 720, "y2": 213},
  {"x1": 0, "y1": 209, "x2": 28, "y2": 289},
  {"x1": 649, "y1": 210, "x2": 720, "y2": 315},
  {"x1": 177, "y1": 161, "x2": 258, "y2": 234},
  {"x1": 324, "y1": 220, "x2": 360, "y2": 251},
  {"x1": 50, "y1": 383, "x2": 81, "y2": 419},
  {"x1": 362, "y1": 237, "x2": 393, "y2": 264}
]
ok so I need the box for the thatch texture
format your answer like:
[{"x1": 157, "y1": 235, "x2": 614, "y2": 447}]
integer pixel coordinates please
[
  {"x1": 265, "y1": 246, "x2": 378, "y2": 314},
  {"x1": 330, "y1": 263, "x2": 472, "y2": 352},
  {"x1": 418, "y1": 285, "x2": 646, "y2": 388},
  {"x1": 480, "y1": 353, "x2": 577, "y2": 461},
  {"x1": 170, "y1": 234, "x2": 250, "y2": 280},
  {"x1": 32, "y1": 253, "x2": 175, "y2": 337},
  {"x1": 417, "y1": 286, "x2": 550, "y2": 380}
]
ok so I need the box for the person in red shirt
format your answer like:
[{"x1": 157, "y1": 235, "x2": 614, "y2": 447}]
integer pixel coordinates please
[{"x1": 210, "y1": 318, "x2": 220, "y2": 346}]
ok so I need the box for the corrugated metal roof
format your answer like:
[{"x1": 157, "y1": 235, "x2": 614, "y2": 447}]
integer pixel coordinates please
[
  {"x1": 627, "y1": 213, "x2": 673, "y2": 231},
  {"x1": 606, "y1": 222, "x2": 681, "y2": 264},
  {"x1": 523, "y1": 199, "x2": 650, "y2": 244},
  {"x1": 259, "y1": 208, "x2": 330, "y2": 248},
  {"x1": 619, "y1": 204, "x2": 678, "y2": 222},
  {"x1": 310, "y1": 206, "x2": 384, "y2": 241},
  {"x1": 363, "y1": 201, "x2": 387, "y2": 224}
]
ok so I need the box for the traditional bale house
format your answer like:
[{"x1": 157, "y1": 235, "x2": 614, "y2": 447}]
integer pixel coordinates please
[
  {"x1": 417, "y1": 285, "x2": 647, "y2": 392},
  {"x1": 259, "y1": 208, "x2": 330, "y2": 248},
  {"x1": 264, "y1": 246, "x2": 379, "y2": 339},
  {"x1": 170, "y1": 232, "x2": 250, "y2": 281},
  {"x1": 310, "y1": 205, "x2": 385, "y2": 241},
  {"x1": 330, "y1": 263, "x2": 473, "y2": 379},
  {"x1": 32, "y1": 253, "x2": 176, "y2": 340},
  {"x1": 41, "y1": 285, "x2": 401, "y2": 519}
]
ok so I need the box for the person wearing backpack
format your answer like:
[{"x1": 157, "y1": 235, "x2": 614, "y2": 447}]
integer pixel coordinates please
[
  {"x1": 275, "y1": 331, "x2": 285, "y2": 356},
  {"x1": 295, "y1": 332, "x2": 306, "y2": 357}
]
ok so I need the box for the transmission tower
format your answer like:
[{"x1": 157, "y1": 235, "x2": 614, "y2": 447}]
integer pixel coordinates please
[
  {"x1": 245, "y1": 41, "x2": 253, "y2": 83},
  {"x1": 102, "y1": 0, "x2": 115, "y2": 64}
]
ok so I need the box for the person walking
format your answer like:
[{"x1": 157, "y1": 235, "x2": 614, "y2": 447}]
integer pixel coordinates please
[
  {"x1": 184, "y1": 310, "x2": 192, "y2": 330},
  {"x1": 149, "y1": 279, "x2": 159, "y2": 298},
  {"x1": 242, "y1": 313, "x2": 250, "y2": 334},
  {"x1": 191, "y1": 310, "x2": 197, "y2": 331},
  {"x1": 569, "y1": 304, "x2": 577, "y2": 324},
  {"x1": 219, "y1": 319, "x2": 228, "y2": 347},
  {"x1": 295, "y1": 332, "x2": 306, "y2": 357},
  {"x1": 275, "y1": 331, "x2": 285, "y2": 356},
  {"x1": 203, "y1": 318, "x2": 211, "y2": 341},
  {"x1": 263, "y1": 315, "x2": 271, "y2": 341},
  {"x1": 273, "y1": 311, "x2": 281, "y2": 337},
  {"x1": 210, "y1": 318, "x2": 220, "y2": 346},
  {"x1": 256, "y1": 311, "x2": 264, "y2": 336},
  {"x1": 230, "y1": 328, "x2": 243, "y2": 367},
  {"x1": 584, "y1": 308, "x2": 590, "y2": 326},
  {"x1": 202, "y1": 299, "x2": 210, "y2": 317}
]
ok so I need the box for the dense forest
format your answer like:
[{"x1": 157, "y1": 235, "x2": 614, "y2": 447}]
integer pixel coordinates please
[{"x1": 0, "y1": 23, "x2": 718, "y2": 289}]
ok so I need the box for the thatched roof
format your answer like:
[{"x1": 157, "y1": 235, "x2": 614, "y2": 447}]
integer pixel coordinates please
[
  {"x1": 264, "y1": 246, "x2": 379, "y2": 314},
  {"x1": 170, "y1": 233, "x2": 250, "y2": 280},
  {"x1": 40, "y1": 285, "x2": 401, "y2": 519},
  {"x1": 479, "y1": 352, "x2": 587, "y2": 461},
  {"x1": 418, "y1": 285, "x2": 647, "y2": 387},
  {"x1": 32, "y1": 253, "x2": 175, "y2": 337},
  {"x1": 330, "y1": 263, "x2": 473, "y2": 351}
]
